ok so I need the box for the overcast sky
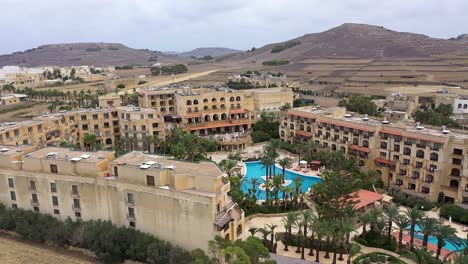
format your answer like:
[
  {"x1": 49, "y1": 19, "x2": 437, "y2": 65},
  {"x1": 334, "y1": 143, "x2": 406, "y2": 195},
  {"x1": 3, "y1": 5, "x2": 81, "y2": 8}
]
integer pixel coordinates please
[{"x1": 1, "y1": 0, "x2": 467, "y2": 54}]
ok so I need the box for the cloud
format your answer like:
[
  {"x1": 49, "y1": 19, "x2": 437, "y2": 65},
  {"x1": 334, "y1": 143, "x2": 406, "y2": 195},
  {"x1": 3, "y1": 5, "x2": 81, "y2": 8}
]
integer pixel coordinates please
[{"x1": 0, "y1": 0, "x2": 467, "y2": 54}]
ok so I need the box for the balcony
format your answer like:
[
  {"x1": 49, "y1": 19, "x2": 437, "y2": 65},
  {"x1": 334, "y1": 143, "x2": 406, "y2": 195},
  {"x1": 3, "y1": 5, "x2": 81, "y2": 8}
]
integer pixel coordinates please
[
  {"x1": 72, "y1": 204, "x2": 81, "y2": 212},
  {"x1": 30, "y1": 199, "x2": 39, "y2": 207},
  {"x1": 127, "y1": 214, "x2": 136, "y2": 221},
  {"x1": 71, "y1": 192, "x2": 79, "y2": 198}
]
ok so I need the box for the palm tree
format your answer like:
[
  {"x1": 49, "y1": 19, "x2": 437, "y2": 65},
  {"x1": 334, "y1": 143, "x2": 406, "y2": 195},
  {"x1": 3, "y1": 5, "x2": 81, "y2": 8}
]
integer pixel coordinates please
[
  {"x1": 248, "y1": 178, "x2": 261, "y2": 199},
  {"x1": 83, "y1": 134, "x2": 98, "y2": 151},
  {"x1": 265, "y1": 224, "x2": 278, "y2": 252},
  {"x1": 383, "y1": 205, "x2": 400, "y2": 241},
  {"x1": 433, "y1": 224, "x2": 461, "y2": 259},
  {"x1": 452, "y1": 252, "x2": 468, "y2": 264},
  {"x1": 272, "y1": 175, "x2": 283, "y2": 205},
  {"x1": 313, "y1": 219, "x2": 326, "y2": 263},
  {"x1": 403, "y1": 247, "x2": 437, "y2": 264},
  {"x1": 295, "y1": 145, "x2": 305, "y2": 167},
  {"x1": 261, "y1": 155, "x2": 274, "y2": 179},
  {"x1": 346, "y1": 243, "x2": 361, "y2": 264},
  {"x1": 219, "y1": 159, "x2": 238, "y2": 177},
  {"x1": 148, "y1": 135, "x2": 161, "y2": 153},
  {"x1": 394, "y1": 214, "x2": 411, "y2": 250},
  {"x1": 264, "y1": 180, "x2": 274, "y2": 206},
  {"x1": 299, "y1": 210, "x2": 314, "y2": 260},
  {"x1": 404, "y1": 207, "x2": 424, "y2": 249},
  {"x1": 359, "y1": 212, "x2": 372, "y2": 235},
  {"x1": 293, "y1": 219, "x2": 303, "y2": 253},
  {"x1": 305, "y1": 139, "x2": 319, "y2": 159},
  {"x1": 281, "y1": 186, "x2": 294, "y2": 209},
  {"x1": 278, "y1": 157, "x2": 292, "y2": 183},
  {"x1": 293, "y1": 176, "x2": 304, "y2": 194},
  {"x1": 256, "y1": 227, "x2": 272, "y2": 245},
  {"x1": 248, "y1": 227, "x2": 257, "y2": 236},
  {"x1": 419, "y1": 217, "x2": 439, "y2": 248},
  {"x1": 281, "y1": 212, "x2": 298, "y2": 252}
]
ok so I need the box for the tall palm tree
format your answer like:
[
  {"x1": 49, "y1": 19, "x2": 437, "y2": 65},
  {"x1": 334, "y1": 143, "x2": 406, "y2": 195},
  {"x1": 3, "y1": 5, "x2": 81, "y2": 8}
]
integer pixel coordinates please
[
  {"x1": 272, "y1": 175, "x2": 283, "y2": 205},
  {"x1": 359, "y1": 212, "x2": 372, "y2": 235},
  {"x1": 403, "y1": 247, "x2": 437, "y2": 264},
  {"x1": 394, "y1": 214, "x2": 411, "y2": 250},
  {"x1": 281, "y1": 212, "x2": 298, "y2": 252},
  {"x1": 264, "y1": 180, "x2": 274, "y2": 206},
  {"x1": 295, "y1": 144, "x2": 305, "y2": 166},
  {"x1": 281, "y1": 186, "x2": 294, "y2": 209},
  {"x1": 248, "y1": 178, "x2": 261, "y2": 199},
  {"x1": 419, "y1": 217, "x2": 439, "y2": 248},
  {"x1": 305, "y1": 139, "x2": 319, "y2": 159},
  {"x1": 433, "y1": 224, "x2": 461, "y2": 259},
  {"x1": 293, "y1": 176, "x2": 304, "y2": 194},
  {"x1": 383, "y1": 205, "x2": 400, "y2": 241},
  {"x1": 261, "y1": 155, "x2": 274, "y2": 179},
  {"x1": 404, "y1": 207, "x2": 424, "y2": 249},
  {"x1": 248, "y1": 227, "x2": 257, "y2": 236},
  {"x1": 219, "y1": 159, "x2": 238, "y2": 177},
  {"x1": 256, "y1": 227, "x2": 272, "y2": 245},
  {"x1": 278, "y1": 157, "x2": 292, "y2": 183},
  {"x1": 452, "y1": 252, "x2": 468, "y2": 264},
  {"x1": 299, "y1": 210, "x2": 314, "y2": 260},
  {"x1": 265, "y1": 224, "x2": 278, "y2": 252},
  {"x1": 313, "y1": 218, "x2": 326, "y2": 263}
]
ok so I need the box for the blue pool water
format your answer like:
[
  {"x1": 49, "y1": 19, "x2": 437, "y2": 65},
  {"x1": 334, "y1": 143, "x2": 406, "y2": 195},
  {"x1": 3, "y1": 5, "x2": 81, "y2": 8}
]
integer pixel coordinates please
[
  {"x1": 241, "y1": 161, "x2": 323, "y2": 201},
  {"x1": 410, "y1": 225, "x2": 467, "y2": 251}
]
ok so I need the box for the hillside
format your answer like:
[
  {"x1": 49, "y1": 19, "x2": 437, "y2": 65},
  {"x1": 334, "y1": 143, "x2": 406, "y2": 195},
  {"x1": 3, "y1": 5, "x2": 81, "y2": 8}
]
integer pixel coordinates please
[
  {"x1": 0, "y1": 43, "x2": 189, "y2": 67},
  {"x1": 177, "y1": 47, "x2": 241, "y2": 58},
  {"x1": 234, "y1": 23, "x2": 468, "y2": 61}
]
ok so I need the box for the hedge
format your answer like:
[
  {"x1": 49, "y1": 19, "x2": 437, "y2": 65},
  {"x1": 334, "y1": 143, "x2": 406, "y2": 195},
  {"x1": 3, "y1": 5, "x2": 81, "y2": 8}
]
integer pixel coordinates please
[
  {"x1": 354, "y1": 252, "x2": 406, "y2": 264},
  {"x1": 0, "y1": 204, "x2": 195, "y2": 263}
]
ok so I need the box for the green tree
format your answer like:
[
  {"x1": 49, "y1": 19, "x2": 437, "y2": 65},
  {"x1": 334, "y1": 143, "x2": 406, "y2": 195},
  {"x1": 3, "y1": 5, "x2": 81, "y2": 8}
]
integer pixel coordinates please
[
  {"x1": 219, "y1": 159, "x2": 239, "y2": 177},
  {"x1": 344, "y1": 96, "x2": 379, "y2": 116},
  {"x1": 280, "y1": 212, "x2": 297, "y2": 252},
  {"x1": 394, "y1": 214, "x2": 411, "y2": 250},
  {"x1": 278, "y1": 157, "x2": 292, "y2": 183},
  {"x1": 383, "y1": 206, "x2": 400, "y2": 241},
  {"x1": 403, "y1": 248, "x2": 437, "y2": 264},
  {"x1": 419, "y1": 217, "x2": 439, "y2": 248},
  {"x1": 83, "y1": 134, "x2": 98, "y2": 151},
  {"x1": 404, "y1": 207, "x2": 425, "y2": 249},
  {"x1": 433, "y1": 224, "x2": 461, "y2": 260}
]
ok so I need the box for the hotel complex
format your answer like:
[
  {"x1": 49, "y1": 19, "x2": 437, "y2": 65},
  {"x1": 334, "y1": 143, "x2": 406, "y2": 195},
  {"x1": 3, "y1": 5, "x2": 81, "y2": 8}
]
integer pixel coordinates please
[
  {"x1": 280, "y1": 106, "x2": 468, "y2": 207},
  {"x1": 0, "y1": 146, "x2": 243, "y2": 251}
]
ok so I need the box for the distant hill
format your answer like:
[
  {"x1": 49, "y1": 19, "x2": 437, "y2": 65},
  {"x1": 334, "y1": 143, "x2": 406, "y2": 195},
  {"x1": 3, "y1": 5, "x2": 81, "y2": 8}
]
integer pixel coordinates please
[
  {"x1": 176, "y1": 47, "x2": 241, "y2": 58},
  {"x1": 0, "y1": 43, "x2": 189, "y2": 67},
  {"x1": 233, "y1": 23, "x2": 468, "y2": 61}
]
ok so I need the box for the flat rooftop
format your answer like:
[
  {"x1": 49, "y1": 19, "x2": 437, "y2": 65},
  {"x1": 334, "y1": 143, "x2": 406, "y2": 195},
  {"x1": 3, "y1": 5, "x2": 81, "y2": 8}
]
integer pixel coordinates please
[
  {"x1": 250, "y1": 87, "x2": 291, "y2": 94},
  {"x1": 114, "y1": 151, "x2": 223, "y2": 178},
  {"x1": 0, "y1": 145, "x2": 33, "y2": 156},
  {"x1": 116, "y1": 106, "x2": 158, "y2": 114},
  {"x1": 25, "y1": 147, "x2": 114, "y2": 163},
  {"x1": 0, "y1": 120, "x2": 44, "y2": 131}
]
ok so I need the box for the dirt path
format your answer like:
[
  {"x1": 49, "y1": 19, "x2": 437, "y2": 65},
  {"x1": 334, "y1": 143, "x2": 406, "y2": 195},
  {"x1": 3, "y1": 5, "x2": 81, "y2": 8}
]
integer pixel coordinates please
[{"x1": 0, "y1": 235, "x2": 98, "y2": 264}]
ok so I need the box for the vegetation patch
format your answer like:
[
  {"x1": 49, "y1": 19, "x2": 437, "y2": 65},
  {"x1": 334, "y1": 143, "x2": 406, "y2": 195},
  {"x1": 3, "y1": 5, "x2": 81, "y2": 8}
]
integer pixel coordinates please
[
  {"x1": 338, "y1": 96, "x2": 380, "y2": 116},
  {"x1": 150, "y1": 64, "x2": 188, "y2": 76},
  {"x1": 271, "y1": 41, "x2": 301, "y2": 53},
  {"x1": 440, "y1": 203, "x2": 468, "y2": 224},
  {"x1": 262, "y1": 60, "x2": 290, "y2": 66},
  {"x1": 413, "y1": 104, "x2": 461, "y2": 128},
  {"x1": 354, "y1": 252, "x2": 406, "y2": 264}
]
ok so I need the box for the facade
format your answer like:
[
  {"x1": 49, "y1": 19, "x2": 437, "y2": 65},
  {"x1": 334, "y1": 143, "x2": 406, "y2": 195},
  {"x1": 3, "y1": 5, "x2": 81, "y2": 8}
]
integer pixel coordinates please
[
  {"x1": 98, "y1": 93, "x2": 122, "y2": 108},
  {"x1": 280, "y1": 106, "x2": 468, "y2": 207},
  {"x1": 0, "y1": 147, "x2": 244, "y2": 252},
  {"x1": 0, "y1": 94, "x2": 29, "y2": 106}
]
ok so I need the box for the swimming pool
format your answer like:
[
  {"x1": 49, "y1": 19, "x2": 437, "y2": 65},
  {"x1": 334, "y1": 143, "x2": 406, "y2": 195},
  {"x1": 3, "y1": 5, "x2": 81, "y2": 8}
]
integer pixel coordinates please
[
  {"x1": 241, "y1": 161, "x2": 323, "y2": 201},
  {"x1": 411, "y1": 225, "x2": 467, "y2": 251}
]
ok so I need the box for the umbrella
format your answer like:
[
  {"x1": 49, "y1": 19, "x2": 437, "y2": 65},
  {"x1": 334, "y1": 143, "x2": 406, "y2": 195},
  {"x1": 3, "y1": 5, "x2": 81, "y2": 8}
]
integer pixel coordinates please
[{"x1": 299, "y1": 160, "x2": 307, "y2": 164}]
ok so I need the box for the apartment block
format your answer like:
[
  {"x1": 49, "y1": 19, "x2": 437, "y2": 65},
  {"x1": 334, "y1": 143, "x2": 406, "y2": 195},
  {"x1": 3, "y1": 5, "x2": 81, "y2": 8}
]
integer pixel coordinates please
[
  {"x1": 280, "y1": 106, "x2": 468, "y2": 207},
  {"x1": 0, "y1": 146, "x2": 244, "y2": 252}
]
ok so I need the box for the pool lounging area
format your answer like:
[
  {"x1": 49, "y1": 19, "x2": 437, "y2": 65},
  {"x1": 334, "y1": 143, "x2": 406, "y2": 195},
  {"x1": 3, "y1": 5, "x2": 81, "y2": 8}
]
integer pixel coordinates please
[
  {"x1": 411, "y1": 224, "x2": 467, "y2": 251},
  {"x1": 241, "y1": 161, "x2": 323, "y2": 200}
]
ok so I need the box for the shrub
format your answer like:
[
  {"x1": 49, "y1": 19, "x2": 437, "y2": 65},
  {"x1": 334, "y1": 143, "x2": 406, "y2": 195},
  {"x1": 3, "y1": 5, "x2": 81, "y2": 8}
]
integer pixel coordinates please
[
  {"x1": 440, "y1": 204, "x2": 468, "y2": 224},
  {"x1": 151, "y1": 64, "x2": 188, "y2": 76},
  {"x1": 392, "y1": 194, "x2": 435, "y2": 211}
]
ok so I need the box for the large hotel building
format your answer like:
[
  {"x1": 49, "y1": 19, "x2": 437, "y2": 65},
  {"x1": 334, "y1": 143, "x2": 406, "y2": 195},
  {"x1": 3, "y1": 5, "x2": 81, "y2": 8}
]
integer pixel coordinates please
[
  {"x1": 0, "y1": 146, "x2": 243, "y2": 251},
  {"x1": 280, "y1": 107, "x2": 468, "y2": 207}
]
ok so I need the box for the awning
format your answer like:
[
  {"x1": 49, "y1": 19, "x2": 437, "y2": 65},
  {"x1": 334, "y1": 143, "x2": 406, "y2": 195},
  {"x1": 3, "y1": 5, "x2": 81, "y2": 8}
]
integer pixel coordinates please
[
  {"x1": 317, "y1": 118, "x2": 375, "y2": 133},
  {"x1": 296, "y1": 130, "x2": 313, "y2": 137},
  {"x1": 188, "y1": 121, "x2": 251, "y2": 131},
  {"x1": 349, "y1": 145, "x2": 371, "y2": 153},
  {"x1": 229, "y1": 109, "x2": 247, "y2": 114},
  {"x1": 375, "y1": 157, "x2": 396, "y2": 166},
  {"x1": 184, "y1": 113, "x2": 202, "y2": 119}
]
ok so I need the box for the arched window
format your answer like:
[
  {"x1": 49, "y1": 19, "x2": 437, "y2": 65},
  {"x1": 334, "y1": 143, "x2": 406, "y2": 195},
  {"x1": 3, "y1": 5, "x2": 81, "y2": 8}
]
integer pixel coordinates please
[
  {"x1": 221, "y1": 113, "x2": 227, "y2": 120},
  {"x1": 203, "y1": 106, "x2": 209, "y2": 110},
  {"x1": 425, "y1": 174, "x2": 433, "y2": 183},
  {"x1": 220, "y1": 104, "x2": 226, "y2": 109},
  {"x1": 220, "y1": 97, "x2": 225, "y2": 102},
  {"x1": 281, "y1": 131, "x2": 285, "y2": 137},
  {"x1": 363, "y1": 140, "x2": 369, "y2": 148},
  {"x1": 105, "y1": 138, "x2": 112, "y2": 145},
  {"x1": 213, "y1": 114, "x2": 219, "y2": 121},
  {"x1": 450, "y1": 180, "x2": 459, "y2": 189},
  {"x1": 331, "y1": 144, "x2": 337, "y2": 151},
  {"x1": 230, "y1": 97, "x2": 235, "y2": 102},
  {"x1": 306, "y1": 126, "x2": 311, "y2": 132},
  {"x1": 203, "y1": 98, "x2": 209, "y2": 103},
  {"x1": 464, "y1": 104, "x2": 468, "y2": 109},
  {"x1": 212, "y1": 105, "x2": 217, "y2": 110},
  {"x1": 204, "y1": 115, "x2": 210, "y2": 122},
  {"x1": 236, "y1": 96, "x2": 241, "y2": 101},
  {"x1": 416, "y1": 150, "x2": 424, "y2": 158},
  {"x1": 212, "y1": 98, "x2": 217, "y2": 102},
  {"x1": 396, "y1": 179, "x2": 403, "y2": 186},
  {"x1": 186, "y1": 100, "x2": 192, "y2": 105},
  {"x1": 430, "y1": 153, "x2": 438, "y2": 161},
  {"x1": 458, "y1": 103, "x2": 462, "y2": 109},
  {"x1": 412, "y1": 171, "x2": 420, "y2": 179},
  {"x1": 193, "y1": 100, "x2": 199, "y2": 105},
  {"x1": 300, "y1": 124, "x2": 304, "y2": 130},
  {"x1": 451, "y1": 168, "x2": 460, "y2": 176},
  {"x1": 403, "y1": 147, "x2": 411, "y2": 155},
  {"x1": 340, "y1": 146, "x2": 346, "y2": 152},
  {"x1": 353, "y1": 138, "x2": 359, "y2": 145}
]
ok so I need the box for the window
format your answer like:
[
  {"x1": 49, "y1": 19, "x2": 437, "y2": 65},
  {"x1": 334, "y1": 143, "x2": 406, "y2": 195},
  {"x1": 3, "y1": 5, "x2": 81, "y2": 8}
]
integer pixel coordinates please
[
  {"x1": 10, "y1": 191, "x2": 16, "y2": 201},
  {"x1": 50, "y1": 182, "x2": 56, "y2": 192},
  {"x1": 52, "y1": 196, "x2": 59, "y2": 206},
  {"x1": 12, "y1": 204, "x2": 18, "y2": 209},
  {"x1": 128, "y1": 207, "x2": 135, "y2": 218},
  {"x1": 129, "y1": 221, "x2": 136, "y2": 228},
  {"x1": 216, "y1": 203, "x2": 221, "y2": 213},
  {"x1": 416, "y1": 150, "x2": 424, "y2": 158},
  {"x1": 146, "y1": 175, "x2": 155, "y2": 186},
  {"x1": 421, "y1": 187, "x2": 430, "y2": 194},
  {"x1": 73, "y1": 198, "x2": 80, "y2": 209},
  {"x1": 92, "y1": 114, "x2": 98, "y2": 120},
  {"x1": 72, "y1": 185, "x2": 79, "y2": 195},
  {"x1": 430, "y1": 153, "x2": 438, "y2": 161},
  {"x1": 394, "y1": 145, "x2": 400, "y2": 152},
  {"x1": 425, "y1": 174, "x2": 434, "y2": 183},
  {"x1": 451, "y1": 168, "x2": 461, "y2": 177},
  {"x1": 453, "y1": 158, "x2": 462, "y2": 165},
  {"x1": 114, "y1": 166, "x2": 119, "y2": 177},
  {"x1": 8, "y1": 178, "x2": 14, "y2": 188},
  {"x1": 75, "y1": 212, "x2": 81, "y2": 218},
  {"x1": 148, "y1": 114, "x2": 153, "y2": 119},
  {"x1": 32, "y1": 193, "x2": 38, "y2": 203},
  {"x1": 50, "y1": 164, "x2": 58, "y2": 174},
  {"x1": 450, "y1": 180, "x2": 459, "y2": 189},
  {"x1": 54, "y1": 209, "x2": 60, "y2": 215},
  {"x1": 127, "y1": 193, "x2": 134, "y2": 204},
  {"x1": 30, "y1": 180, "x2": 36, "y2": 191},
  {"x1": 33, "y1": 207, "x2": 39, "y2": 212},
  {"x1": 416, "y1": 162, "x2": 423, "y2": 168}
]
